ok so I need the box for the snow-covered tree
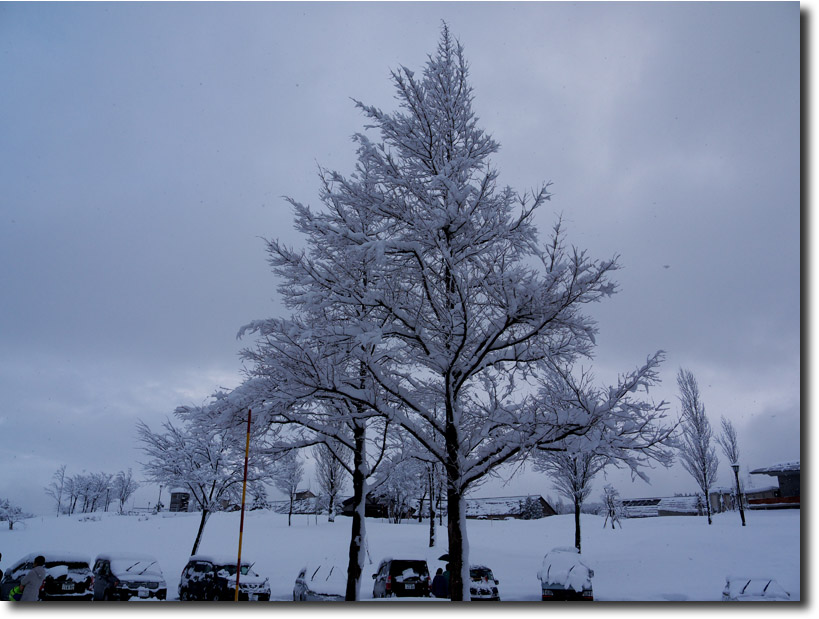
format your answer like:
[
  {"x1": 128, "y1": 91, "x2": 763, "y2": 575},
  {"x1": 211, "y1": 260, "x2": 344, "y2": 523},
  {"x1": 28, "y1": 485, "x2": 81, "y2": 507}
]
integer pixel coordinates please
[
  {"x1": 718, "y1": 415, "x2": 746, "y2": 525},
  {"x1": 136, "y1": 412, "x2": 272, "y2": 554},
  {"x1": 676, "y1": 368, "x2": 719, "y2": 525},
  {"x1": 717, "y1": 416, "x2": 740, "y2": 467},
  {"x1": 314, "y1": 439, "x2": 349, "y2": 522},
  {"x1": 371, "y1": 449, "x2": 426, "y2": 524},
  {"x1": 44, "y1": 464, "x2": 66, "y2": 517},
  {"x1": 238, "y1": 25, "x2": 674, "y2": 600},
  {"x1": 273, "y1": 449, "x2": 303, "y2": 527},
  {"x1": 112, "y1": 469, "x2": 140, "y2": 514},
  {"x1": 602, "y1": 484, "x2": 624, "y2": 529},
  {"x1": 0, "y1": 498, "x2": 32, "y2": 530},
  {"x1": 534, "y1": 450, "x2": 606, "y2": 552}
]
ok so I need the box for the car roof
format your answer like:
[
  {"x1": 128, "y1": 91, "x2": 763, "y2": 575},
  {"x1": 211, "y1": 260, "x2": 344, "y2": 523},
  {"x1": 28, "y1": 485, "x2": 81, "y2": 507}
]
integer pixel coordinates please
[
  {"x1": 10, "y1": 552, "x2": 92, "y2": 569},
  {"x1": 95, "y1": 552, "x2": 158, "y2": 562},
  {"x1": 188, "y1": 554, "x2": 252, "y2": 566}
]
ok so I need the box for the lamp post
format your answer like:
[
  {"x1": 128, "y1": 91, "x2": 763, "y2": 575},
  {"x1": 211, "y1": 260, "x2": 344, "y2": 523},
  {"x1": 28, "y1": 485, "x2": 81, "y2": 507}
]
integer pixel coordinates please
[{"x1": 730, "y1": 463, "x2": 746, "y2": 526}]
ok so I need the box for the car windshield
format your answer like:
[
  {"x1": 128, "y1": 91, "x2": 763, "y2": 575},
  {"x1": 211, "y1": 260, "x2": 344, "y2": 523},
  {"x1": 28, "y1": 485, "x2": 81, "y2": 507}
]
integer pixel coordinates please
[
  {"x1": 389, "y1": 561, "x2": 428, "y2": 578},
  {"x1": 470, "y1": 568, "x2": 494, "y2": 581},
  {"x1": 216, "y1": 564, "x2": 251, "y2": 576},
  {"x1": 113, "y1": 559, "x2": 160, "y2": 576}
]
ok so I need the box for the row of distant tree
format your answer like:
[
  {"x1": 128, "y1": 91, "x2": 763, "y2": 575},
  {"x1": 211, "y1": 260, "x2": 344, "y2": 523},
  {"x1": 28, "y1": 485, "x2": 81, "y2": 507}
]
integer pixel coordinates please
[{"x1": 43, "y1": 465, "x2": 140, "y2": 516}]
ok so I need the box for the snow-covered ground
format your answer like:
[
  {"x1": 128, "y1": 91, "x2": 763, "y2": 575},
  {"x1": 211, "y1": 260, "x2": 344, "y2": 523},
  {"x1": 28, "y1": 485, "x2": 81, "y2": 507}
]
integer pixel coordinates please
[{"x1": 0, "y1": 508, "x2": 799, "y2": 603}]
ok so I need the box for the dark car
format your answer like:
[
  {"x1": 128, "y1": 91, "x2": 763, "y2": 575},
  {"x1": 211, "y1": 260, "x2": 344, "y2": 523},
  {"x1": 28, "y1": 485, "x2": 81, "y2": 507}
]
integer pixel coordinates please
[
  {"x1": 537, "y1": 547, "x2": 594, "y2": 601},
  {"x1": 372, "y1": 559, "x2": 431, "y2": 598},
  {"x1": 469, "y1": 565, "x2": 500, "y2": 601},
  {"x1": 0, "y1": 552, "x2": 94, "y2": 601},
  {"x1": 93, "y1": 553, "x2": 167, "y2": 601},
  {"x1": 293, "y1": 563, "x2": 346, "y2": 601},
  {"x1": 178, "y1": 555, "x2": 270, "y2": 601}
]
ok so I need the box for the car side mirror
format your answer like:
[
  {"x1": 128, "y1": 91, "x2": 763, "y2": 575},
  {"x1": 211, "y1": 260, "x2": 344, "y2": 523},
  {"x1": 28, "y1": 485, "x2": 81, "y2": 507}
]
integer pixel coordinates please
[
  {"x1": 372, "y1": 574, "x2": 376, "y2": 579},
  {"x1": 495, "y1": 580, "x2": 499, "y2": 584}
]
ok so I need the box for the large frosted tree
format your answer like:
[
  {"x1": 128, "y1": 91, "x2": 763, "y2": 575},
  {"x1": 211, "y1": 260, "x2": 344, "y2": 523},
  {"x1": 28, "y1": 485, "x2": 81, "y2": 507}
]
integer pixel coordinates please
[{"x1": 240, "y1": 25, "x2": 672, "y2": 600}]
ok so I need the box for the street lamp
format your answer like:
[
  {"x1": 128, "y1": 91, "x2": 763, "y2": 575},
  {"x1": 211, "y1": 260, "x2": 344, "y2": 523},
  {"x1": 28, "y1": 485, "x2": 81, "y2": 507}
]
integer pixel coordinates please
[{"x1": 730, "y1": 463, "x2": 746, "y2": 526}]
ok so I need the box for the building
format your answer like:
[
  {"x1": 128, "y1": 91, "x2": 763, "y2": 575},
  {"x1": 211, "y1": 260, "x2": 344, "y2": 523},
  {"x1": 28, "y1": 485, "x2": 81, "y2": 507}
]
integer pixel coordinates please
[
  {"x1": 748, "y1": 461, "x2": 800, "y2": 509},
  {"x1": 622, "y1": 495, "x2": 703, "y2": 518},
  {"x1": 169, "y1": 489, "x2": 191, "y2": 513},
  {"x1": 464, "y1": 495, "x2": 556, "y2": 520}
]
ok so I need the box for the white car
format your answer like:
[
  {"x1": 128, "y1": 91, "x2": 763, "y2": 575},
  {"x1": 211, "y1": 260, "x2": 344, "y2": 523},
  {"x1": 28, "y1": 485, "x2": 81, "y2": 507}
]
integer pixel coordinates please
[
  {"x1": 293, "y1": 563, "x2": 346, "y2": 601},
  {"x1": 722, "y1": 576, "x2": 790, "y2": 601},
  {"x1": 536, "y1": 547, "x2": 594, "y2": 601},
  {"x1": 469, "y1": 565, "x2": 500, "y2": 601}
]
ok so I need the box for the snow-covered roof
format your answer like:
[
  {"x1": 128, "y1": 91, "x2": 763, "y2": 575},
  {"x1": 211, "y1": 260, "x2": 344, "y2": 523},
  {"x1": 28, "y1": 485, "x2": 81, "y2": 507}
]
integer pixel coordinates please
[
  {"x1": 464, "y1": 496, "x2": 543, "y2": 516},
  {"x1": 658, "y1": 496, "x2": 700, "y2": 512},
  {"x1": 750, "y1": 461, "x2": 800, "y2": 475}
]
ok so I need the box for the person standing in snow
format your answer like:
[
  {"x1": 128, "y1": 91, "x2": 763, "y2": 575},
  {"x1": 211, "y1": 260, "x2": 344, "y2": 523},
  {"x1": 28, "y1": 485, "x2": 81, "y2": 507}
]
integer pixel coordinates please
[
  {"x1": 19, "y1": 555, "x2": 46, "y2": 601},
  {"x1": 431, "y1": 567, "x2": 447, "y2": 598}
]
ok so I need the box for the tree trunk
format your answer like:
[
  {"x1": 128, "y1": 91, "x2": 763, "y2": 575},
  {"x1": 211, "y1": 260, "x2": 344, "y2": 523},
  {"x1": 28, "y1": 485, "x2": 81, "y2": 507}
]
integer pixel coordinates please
[
  {"x1": 191, "y1": 509, "x2": 210, "y2": 555},
  {"x1": 288, "y1": 495, "x2": 293, "y2": 527},
  {"x1": 428, "y1": 469, "x2": 436, "y2": 548},
  {"x1": 574, "y1": 496, "x2": 582, "y2": 553},
  {"x1": 328, "y1": 494, "x2": 335, "y2": 523},
  {"x1": 345, "y1": 421, "x2": 367, "y2": 601}
]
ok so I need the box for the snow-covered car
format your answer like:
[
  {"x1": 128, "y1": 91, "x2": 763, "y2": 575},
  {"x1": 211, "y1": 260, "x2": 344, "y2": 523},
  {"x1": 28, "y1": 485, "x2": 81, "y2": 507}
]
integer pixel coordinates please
[
  {"x1": 537, "y1": 547, "x2": 594, "y2": 601},
  {"x1": 372, "y1": 558, "x2": 431, "y2": 598},
  {"x1": 178, "y1": 555, "x2": 270, "y2": 601},
  {"x1": 722, "y1": 576, "x2": 791, "y2": 601},
  {"x1": 469, "y1": 565, "x2": 500, "y2": 601},
  {"x1": 293, "y1": 562, "x2": 346, "y2": 601},
  {"x1": 92, "y1": 553, "x2": 167, "y2": 601},
  {"x1": 0, "y1": 552, "x2": 94, "y2": 601}
]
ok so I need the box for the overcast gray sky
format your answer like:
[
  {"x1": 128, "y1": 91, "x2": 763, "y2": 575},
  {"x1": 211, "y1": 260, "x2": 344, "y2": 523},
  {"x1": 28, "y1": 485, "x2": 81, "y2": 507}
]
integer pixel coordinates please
[{"x1": 0, "y1": 1, "x2": 800, "y2": 515}]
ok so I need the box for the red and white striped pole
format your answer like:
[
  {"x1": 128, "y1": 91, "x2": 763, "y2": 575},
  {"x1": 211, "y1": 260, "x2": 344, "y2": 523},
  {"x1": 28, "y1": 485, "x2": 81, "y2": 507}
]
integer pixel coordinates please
[{"x1": 235, "y1": 408, "x2": 252, "y2": 601}]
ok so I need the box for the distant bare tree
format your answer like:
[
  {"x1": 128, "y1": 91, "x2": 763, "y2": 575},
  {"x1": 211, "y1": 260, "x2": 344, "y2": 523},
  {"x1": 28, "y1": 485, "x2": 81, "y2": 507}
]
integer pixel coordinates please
[
  {"x1": 273, "y1": 450, "x2": 303, "y2": 527},
  {"x1": 113, "y1": 469, "x2": 140, "y2": 514},
  {"x1": 717, "y1": 416, "x2": 740, "y2": 465},
  {"x1": 718, "y1": 416, "x2": 746, "y2": 525},
  {"x1": 534, "y1": 450, "x2": 606, "y2": 552},
  {"x1": 313, "y1": 439, "x2": 349, "y2": 522},
  {"x1": 676, "y1": 368, "x2": 719, "y2": 524},
  {"x1": 44, "y1": 464, "x2": 67, "y2": 516}
]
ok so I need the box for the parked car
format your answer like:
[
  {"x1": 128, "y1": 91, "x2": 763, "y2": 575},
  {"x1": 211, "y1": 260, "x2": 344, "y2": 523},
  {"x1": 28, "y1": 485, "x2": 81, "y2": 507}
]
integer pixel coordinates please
[
  {"x1": 293, "y1": 562, "x2": 346, "y2": 601},
  {"x1": 178, "y1": 555, "x2": 270, "y2": 601},
  {"x1": 92, "y1": 553, "x2": 167, "y2": 601},
  {"x1": 372, "y1": 558, "x2": 431, "y2": 598},
  {"x1": 722, "y1": 576, "x2": 791, "y2": 601},
  {"x1": 0, "y1": 552, "x2": 94, "y2": 601},
  {"x1": 537, "y1": 547, "x2": 594, "y2": 601},
  {"x1": 469, "y1": 565, "x2": 500, "y2": 601}
]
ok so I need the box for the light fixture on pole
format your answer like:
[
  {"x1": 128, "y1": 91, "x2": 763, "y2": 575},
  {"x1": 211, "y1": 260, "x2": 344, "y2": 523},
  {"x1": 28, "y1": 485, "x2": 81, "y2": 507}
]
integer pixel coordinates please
[{"x1": 730, "y1": 462, "x2": 746, "y2": 527}]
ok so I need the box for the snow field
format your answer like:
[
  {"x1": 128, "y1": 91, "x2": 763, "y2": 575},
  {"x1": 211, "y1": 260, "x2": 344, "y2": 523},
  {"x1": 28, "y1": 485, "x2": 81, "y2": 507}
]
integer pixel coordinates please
[{"x1": 0, "y1": 508, "x2": 799, "y2": 603}]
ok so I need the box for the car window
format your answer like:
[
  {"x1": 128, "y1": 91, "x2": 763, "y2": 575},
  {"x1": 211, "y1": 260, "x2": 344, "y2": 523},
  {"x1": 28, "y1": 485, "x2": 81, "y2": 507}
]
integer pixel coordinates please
[{"x1": 390, "y1": 561, "x2": 428, "y2": 577}]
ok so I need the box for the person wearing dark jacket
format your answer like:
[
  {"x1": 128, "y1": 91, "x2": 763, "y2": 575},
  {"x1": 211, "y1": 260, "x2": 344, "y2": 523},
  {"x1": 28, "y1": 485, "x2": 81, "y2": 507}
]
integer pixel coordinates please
[{"x1": 431, "y1": 567, "x2": 448, "y2": 598}]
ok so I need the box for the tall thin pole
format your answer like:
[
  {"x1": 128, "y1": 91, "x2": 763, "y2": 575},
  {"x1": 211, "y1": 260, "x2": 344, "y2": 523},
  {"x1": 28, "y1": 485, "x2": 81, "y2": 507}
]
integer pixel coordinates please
[{"x1": 235, "y1": 408, "x2": 252, "y2": 601}]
